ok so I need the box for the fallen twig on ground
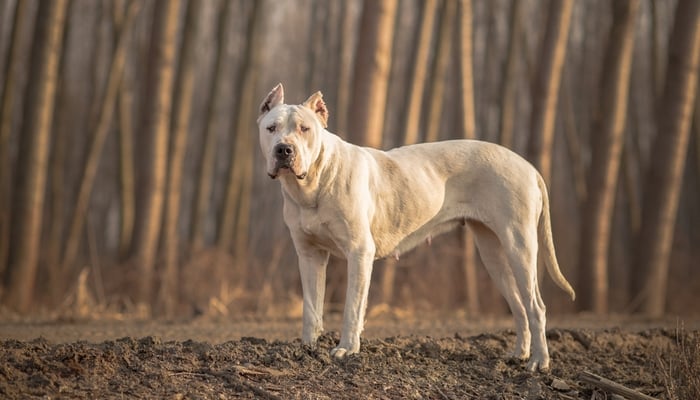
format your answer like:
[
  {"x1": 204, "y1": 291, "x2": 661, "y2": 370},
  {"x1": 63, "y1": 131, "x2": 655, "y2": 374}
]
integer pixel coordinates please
[{"x1": 579, "y1": 370, "x2": 657, "y2": 400}]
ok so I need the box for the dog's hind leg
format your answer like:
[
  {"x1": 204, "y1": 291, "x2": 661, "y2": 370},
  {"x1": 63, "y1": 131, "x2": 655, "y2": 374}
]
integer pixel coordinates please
[
  {"x1": 501, "y1": 224, "x2": 550, "y2": 371},
  {"x1": 469, "y1": 221, "x2": 530, "y2": 361}
]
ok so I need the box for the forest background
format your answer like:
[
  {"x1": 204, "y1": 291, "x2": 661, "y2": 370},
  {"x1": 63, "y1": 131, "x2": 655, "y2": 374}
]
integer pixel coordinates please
[{"x1": 0, "y1": 0, "x2": 699, "y2": 320}]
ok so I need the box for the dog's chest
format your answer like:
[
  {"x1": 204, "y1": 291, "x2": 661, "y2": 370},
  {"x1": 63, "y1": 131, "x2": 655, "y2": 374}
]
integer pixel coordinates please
[
  {"x1": 297, "y1": 208, "x2": 344, "y2": 256},
  {"x1": 299, "y1": 208, "x2": 324, "y2": 234}
]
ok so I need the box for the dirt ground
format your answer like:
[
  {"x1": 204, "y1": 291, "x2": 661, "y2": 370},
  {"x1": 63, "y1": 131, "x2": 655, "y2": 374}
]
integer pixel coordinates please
[{"x1": 0, "y1": 313, "x2": 698, "y2": 399}]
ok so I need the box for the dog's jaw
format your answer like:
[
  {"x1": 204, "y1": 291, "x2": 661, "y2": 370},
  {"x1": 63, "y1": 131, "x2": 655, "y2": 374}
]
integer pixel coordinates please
[{"x1": 268, "y1": 165, "x2": 307, "y2": 180}]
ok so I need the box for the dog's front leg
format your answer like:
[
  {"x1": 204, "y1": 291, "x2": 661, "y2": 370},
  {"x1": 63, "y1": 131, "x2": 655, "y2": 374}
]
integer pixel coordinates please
[
  {"x1": 331, "y1": 245, "x2": 375, "y2": 358},
  {"x1": 296, "y1": 245, "x2": 330, "y2": 345}
]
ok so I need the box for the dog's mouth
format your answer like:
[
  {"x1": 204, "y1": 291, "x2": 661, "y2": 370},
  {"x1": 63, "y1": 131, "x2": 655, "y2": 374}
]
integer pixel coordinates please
[{"x1": 269, "y1": 163, "x2": 307, "y2": 180}]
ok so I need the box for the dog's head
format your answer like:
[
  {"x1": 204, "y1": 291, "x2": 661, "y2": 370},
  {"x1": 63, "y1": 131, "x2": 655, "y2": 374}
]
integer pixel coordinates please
[{"x1": 257, "y1": 83, "x2": 329, "y2": 180}]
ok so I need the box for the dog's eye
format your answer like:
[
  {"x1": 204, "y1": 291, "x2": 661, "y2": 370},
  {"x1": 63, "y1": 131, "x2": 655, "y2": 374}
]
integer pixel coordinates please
[
  {"x1": 266, "y1": 124, "x2": 276, "y2": 133},
  {"x1": 300, "y1": 125, "x2": 310, "y2": 133}
]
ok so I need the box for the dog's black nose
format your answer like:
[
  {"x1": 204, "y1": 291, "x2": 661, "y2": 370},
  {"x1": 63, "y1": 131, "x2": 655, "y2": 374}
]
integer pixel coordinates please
[{"x1": 274, "y1": 143, "x2": 294, "y2": 160}]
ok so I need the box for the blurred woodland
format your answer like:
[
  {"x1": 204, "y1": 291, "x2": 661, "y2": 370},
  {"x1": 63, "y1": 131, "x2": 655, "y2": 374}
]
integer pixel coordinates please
[{"x1": 0, "y1": 0, "x2": 699, "y2": 319}]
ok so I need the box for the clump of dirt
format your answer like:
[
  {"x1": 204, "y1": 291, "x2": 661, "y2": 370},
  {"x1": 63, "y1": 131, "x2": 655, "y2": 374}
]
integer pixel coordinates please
[{"x1": 0, "y1": 327, "x2": 691, "y2": 399}]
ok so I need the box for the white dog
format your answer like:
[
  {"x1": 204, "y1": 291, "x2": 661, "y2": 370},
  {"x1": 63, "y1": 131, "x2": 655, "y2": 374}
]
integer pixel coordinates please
[{"x1": 257, "y1": 84, "x2": 575, "y2": 371}]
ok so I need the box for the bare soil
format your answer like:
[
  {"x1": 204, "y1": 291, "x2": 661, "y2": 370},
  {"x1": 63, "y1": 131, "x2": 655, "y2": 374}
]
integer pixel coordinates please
[{"x1": 0, "y1": 314, "x2": 697, "y2": 399}]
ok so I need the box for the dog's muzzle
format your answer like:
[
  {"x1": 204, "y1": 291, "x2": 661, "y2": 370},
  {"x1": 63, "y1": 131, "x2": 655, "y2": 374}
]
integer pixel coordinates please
[{"x1": 269, "y1": 143, "x2": 306, "y2": 180}]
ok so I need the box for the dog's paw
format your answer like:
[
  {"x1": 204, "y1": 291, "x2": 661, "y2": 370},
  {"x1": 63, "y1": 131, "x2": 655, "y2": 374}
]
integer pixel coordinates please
[
  {"x1": 330, "y1": 343, "x2": 359, "y2": 359},
  {"x1": 330, "y1": 346, "x2": 348, "y2": 359},
  {"x1": 525, "y1": 355, "x2": 550, "y2": 372}
]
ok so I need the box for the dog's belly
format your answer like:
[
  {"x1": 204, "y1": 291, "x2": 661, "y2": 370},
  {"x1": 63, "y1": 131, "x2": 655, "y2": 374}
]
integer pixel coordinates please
[
  {"x1": 378, "y1": 193, "x2": 479, "y2": 259},
  {"x1": 390, "y1": 218, "x2": 463, "y2": 258},
  {"x1": 304, "y1": 219, "x2": 462, "y2": 261}
]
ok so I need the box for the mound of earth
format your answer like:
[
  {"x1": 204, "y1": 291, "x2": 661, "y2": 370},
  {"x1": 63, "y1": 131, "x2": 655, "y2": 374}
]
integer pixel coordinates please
[{"x1": 0, "y1": 327, "x2": 691, "y2": 399}]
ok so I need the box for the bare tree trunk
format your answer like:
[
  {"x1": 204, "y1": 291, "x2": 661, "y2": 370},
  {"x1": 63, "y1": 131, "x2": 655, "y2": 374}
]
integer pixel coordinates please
[
  {"x1": 401, "y1": 0, "x2": 437, "y2": 146},
  {"x1": 335, "y1": 0, "x2": 356, "y2": 136},
  {"x1": 305, "y1": 1, "x2": 329, "y2": 94},
  {"x1": 231, "y1": 0, "x2": 265, "y2": 262},
  {"x1": 578, "y1": 0, "x2": 639, "y2": 314},
  {"x1": 159, "y1": 0, "x2": 202, "y2": 317},
  {"x1": 695, "y1": 86, "x2": 700, "y2": 185},
  {"x1": 137, "y1": 0, "x2": 181, "y2": 306},
  {"x1": 62, "y1": 0, "x2": 138, "y2": 277},
  {"x1": 458, "y1": 0, "x2": 479, "y2": 316},
  {"x1": 45, "y1": 0, "x2": 80, "y2": 299},
  {"x1": 498, "y1": 0, "x2": 522, "y2": 149},
  {"x1": 458, "y1": 0, "x2": 475, "y2": 141},
  {"x1": 425, "y1": 0, "x2": 455, "y2": 143},
  {"x1": 622, "y1": 125, "x2": 642, "y2": 235},
  {"x1": 381, "y1": 0, "x2": 438, "y2": 305},
  {"x1": 117, "y1": 2, "x2": 137, "y2": 260},
  {"x1": 0, "y1": 0, "x2": 31, "y2": 280},
  {"x1": 562, "y1": 81, "x2": 587, "y2": 206},
  {"x1": 3, "y1": 0, "x2": 69, "y2": 312},
  {"x1": 526, "y1": 0, "x2": 574, "y2": 184},
  {"x1": 650, "y1": 0, "x2": 666, "y2": 105},
  {"x1": 347, "y1": 0, "x2": 397, "y2": 148},
  {"x1": 190, "y1": 0, "x2": 233, "y2": 251},
  {"x1": 47, "y1": 53, "x2": 68, "y2": 301},
  {"x1": 634, "y1": 0, "x2": 700, "y2": 316},
  {"x1": 217, "y1": 0, "x2": 265, "y2": 264},
  {"x1": 118, "y1": 63, "x2": 136, "y2": 259}
]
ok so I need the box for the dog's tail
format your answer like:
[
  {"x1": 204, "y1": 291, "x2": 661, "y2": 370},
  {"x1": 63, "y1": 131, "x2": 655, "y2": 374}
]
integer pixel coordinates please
[{"x1": 537, "y1": 174, "x2": 576, "y2": 301}]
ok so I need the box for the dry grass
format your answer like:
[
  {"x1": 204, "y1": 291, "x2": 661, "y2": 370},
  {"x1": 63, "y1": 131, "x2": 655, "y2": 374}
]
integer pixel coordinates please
[
  {"x1": 53, "y1": 268, "x2": 150, "y2": 321},
  {"x1": 658, "y1": 323, "x2": 700, "y2": 400}
]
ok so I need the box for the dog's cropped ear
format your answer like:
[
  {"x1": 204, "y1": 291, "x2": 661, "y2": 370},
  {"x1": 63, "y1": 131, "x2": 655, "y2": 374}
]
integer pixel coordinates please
[
  {"x1": 302, "y1": 91, "x2": 328, "y2": 128},
  {"x1": 259, "y1": 83, "x2": 284, "y2": 119}
]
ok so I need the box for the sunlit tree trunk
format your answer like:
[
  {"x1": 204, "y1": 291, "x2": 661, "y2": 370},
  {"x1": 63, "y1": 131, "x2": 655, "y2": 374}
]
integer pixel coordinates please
[
  {"x1": 62, "y1": 0, "x2": 138, "y2": 278},
  {"x1": 137, "y1": 0, "x2": 181, "y2": 306},
  {"x1": 46, "y1": 42, "x2": 68, "y2": 300},
  {"x1": 425, "y1": 0, "x2": 455, "y2": 143},
  {"x1": 526, "y1": 0, "x2": 574, "y2": 185},
  {"x1": 498, "y1": 0, "x2": 522, "y2": 149},
  {"x1": 634, "y1": 0, "x2": 700, "y2": 317},
  {"x1": 348, "y1": 0, "x2": 397, "y2": 148},
  {"x1": 0, "y1": 0, "x2": 32, "y2": 280},
  {"x1": 401, "y1": 0, "x2": 436, "y2": 146},
  {"x1": 650, "y1": 1, "x2": 666, "y2": 105},
  {"x1": 621, "y1": 125, "x2": 642, "y2": 235},
  {"x1": 381, "y1": 0, "x2": 437, "y2": 305},
  {"x1": 695, "y1": 88, "x2": 700, "y2": 183},
  {"x1": 47, "y1": 0, "x2": 99, "y2": 300},
  {"x1": 578, "y1": 0, "x2": 639, "y2": 314},
  {"x1": 562, "y1": 82, "x2": 587, "y2": 205},
  {"x1": 117, "y1": 3, "x2": 137, "y2": 260},
  {"x1": 159, "y1": 0, "x2": 202, "y2": 317},
  {"x1": 117, "y1": 77, "x2": 136, "y2": 258},
  {"x1": 217, "y1": 0, "x2": 265, "y2": 263},
  {"x1": 190, "y1": 0, "x2": 233, "y2": 251},
  {"x1": 3, "y1": 0, "x2": 69, "y2": 312},
  {"x1": 335, "y1": 0, "x2": 356, "y2": 136},
  {"x1": 457, "y1": 0, "x2": 479, "y2": 316},
  {"x1": 305, "y1": 1, "x2": 329, "y2": 94}
]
